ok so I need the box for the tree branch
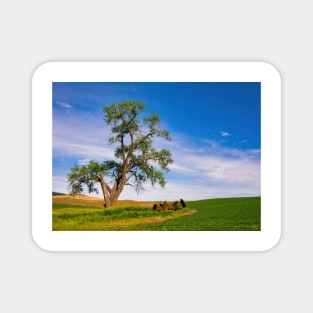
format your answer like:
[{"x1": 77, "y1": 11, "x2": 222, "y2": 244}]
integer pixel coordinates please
[
  {"x1": 134, "y1": 133, "x2": 153, "y2": 150},
  {"x1": 121, "y1": 134, "x2": 126, "y2": 162},
  {"x1": 97, "y1": 174, "x2": 112, "y2": 194}
]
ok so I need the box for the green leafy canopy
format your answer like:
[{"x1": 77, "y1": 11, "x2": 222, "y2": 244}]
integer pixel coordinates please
[{"x1": 67, "y1": 101, "x2": 173, "y2": 202}]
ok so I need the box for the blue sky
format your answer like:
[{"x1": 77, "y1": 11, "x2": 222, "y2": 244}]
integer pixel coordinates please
[{"x1": 53, "y1": 82, "x2": 260, "y2": 200}]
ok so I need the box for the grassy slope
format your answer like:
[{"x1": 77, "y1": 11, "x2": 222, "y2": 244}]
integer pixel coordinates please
[
  {"x1": 137, "y1": 197, "x2": 261, "y2": 231},
  {"x1": 52, "y1": 196, "x2": 260, "y2": 231}
]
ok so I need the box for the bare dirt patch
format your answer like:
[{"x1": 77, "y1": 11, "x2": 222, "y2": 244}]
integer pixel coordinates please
[
  {"x1": 53, "y1": 195, "x2": 102, "y2": 201},
  {"x1": 53, "y1": 195, "x2": 154, "y2": 206},
  {"x1": 110, "y1": 209, "x2": 198, "y2": 228},
  {"x1": 183, "y1": 209, "x2": 198, "y2": 215}
]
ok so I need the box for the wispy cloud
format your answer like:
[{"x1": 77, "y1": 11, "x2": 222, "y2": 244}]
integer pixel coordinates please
[
  {"x1": 168, "y1": 163, "x2": 197, "y2": 174},
  {"x1": 53, "y1": 176, "x2": 69, "y2": 194},
  {"x1": 171, "y1": 150, "x2": 260, "y2": 185},
  {"x1": 53, "y1": 137, "x2": 115, "y2": 160},
  {"x1": 56, "y1": 101, "x2": 72, "y2": 109},
  {"x1": 220, "y1": 131, "x2": 231, "y2": 137},
  {"x1": 143, "y1": 131, "x2": 260, "y2": 199},
  {"x1": 53, "y1": 110, "x2": 115, "y2": 161},
  {"x1": 53, "y1": 112, "x2": 260, "y2": 200},
  {"x1": 118, "y1": 179, "x2": 260, "y2": 201},
  {"x1": 78, "y1": 159, "x2": 92, "y2": 165},
  {"x1": 152, "y1": 133, "x2": 260, "y2": 199}
]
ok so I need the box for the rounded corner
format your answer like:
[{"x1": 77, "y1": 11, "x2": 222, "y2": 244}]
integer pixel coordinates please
[
  {"x1": 259, "y1": 230, "x2": 282, "y2": 252},
  {"x1": 31, "y1": 230, "x2": 54, "y2": 253},
  {"x1": 258, "y1": 61, "x2": 282, "y2": 82},
  {"x1": 32, "y1": 61, "x2": 56, "y2": 83}
]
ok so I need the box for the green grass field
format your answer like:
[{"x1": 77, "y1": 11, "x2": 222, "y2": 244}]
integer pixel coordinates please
[{"x1": 52, "y1": 195, "x2": 261, "y2": 231}]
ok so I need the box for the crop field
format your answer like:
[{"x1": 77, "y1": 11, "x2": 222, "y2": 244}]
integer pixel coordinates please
[{"x1": 52, "y1": 195, "x2": 261, "y2": 231}]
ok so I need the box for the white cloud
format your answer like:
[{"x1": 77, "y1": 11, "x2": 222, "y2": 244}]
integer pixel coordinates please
[
  {"x1": 53, "y1": 176, "x2": 69, "y2": 194},
  {"x1": 247, "y1": 149, "x2": 261, "y2": 155},
  {"x1": 53, "y1": 137, "x2": 115, "y2": 160},
  {"x1": 237, "y1": 139, "x2": 248, "y2": 144},
  {"x1": 118, "y1": 182, "x2": 208, "y2": 201},
  {"x1": 185, "y1": 154, "x2": 260, "y2": 184},
  {"x1": 220, "y1": 131, "x2": 231, "y2": 137},
  {"x1": 78, "y1": 159, "x2": 92, "y2": 165},
  {"x1": 118, "y1": 179, "x2": 260, "y2": 202},
  {"x1": 168, "y1": 163, "x2": 197, "y2": 174},
  {"x1": 119, "y1": 141, "x2": 261, "y2": 201},
  {"x1": 56, "y1": 101, "x2": 72, "y2": 109},
  {"x1": 53, "y1": 112, "x2": 260, "y2": 201},
  {"x1": 53, "y1": 111, "x2": 115, "y2": 161}
]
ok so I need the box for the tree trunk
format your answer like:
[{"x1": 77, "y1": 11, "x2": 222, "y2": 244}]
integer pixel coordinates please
[
  {"x1": 110, "y1": 188, "x2": 123, "y2": 207},
  {"x1": 99, "y1": 176, "x2": 111, "y2": 208},
  {"x1": 99, "y1": 173, "x2": 127, "y2": 208},
  {"x1": 108, "y1": 175, "x2": 127, "y2": 207},
  {"x1": 109, "y1": 183, "x2": 124, "y2": 207},
  {"x1": 104, "y1": 196, "x2": 111, "y2": 208}
]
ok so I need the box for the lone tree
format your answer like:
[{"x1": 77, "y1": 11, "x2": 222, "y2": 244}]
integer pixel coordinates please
[{"x1": 67, "y1": 101, "x2": 173, "y2": 207}]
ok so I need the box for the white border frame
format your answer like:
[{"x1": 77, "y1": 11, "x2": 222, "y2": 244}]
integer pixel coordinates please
[{"x1": 32, "y1": 62, "x2": 281, "y2": 252}]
